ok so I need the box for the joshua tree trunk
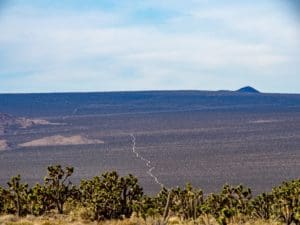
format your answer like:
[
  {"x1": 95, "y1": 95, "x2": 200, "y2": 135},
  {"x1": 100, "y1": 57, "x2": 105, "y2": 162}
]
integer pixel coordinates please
[
  {"x1": 163, "y1": 191, "x2": 171, "y2": 225},
  {"x1": 16, "y1": 194, "x2": 21, "y2": 216}
]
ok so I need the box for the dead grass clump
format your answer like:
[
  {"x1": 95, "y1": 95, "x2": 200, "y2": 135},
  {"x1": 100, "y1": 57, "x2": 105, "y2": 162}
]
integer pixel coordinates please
[
  {"x1": 4, "y1": 221, "x2": 34, "y2": 225},
  {"x1": 77, "y1": 208, "x2": 94, "y2": 222},
  {"x1": 0, "y1": 215, "x2": 19, "y2": 224},
  {"x1": 0, "y1": 215, "x2": 285, "y2": 225},
  {"x1": 242, "y1": 219, "x2": 282, "y2": 225}
]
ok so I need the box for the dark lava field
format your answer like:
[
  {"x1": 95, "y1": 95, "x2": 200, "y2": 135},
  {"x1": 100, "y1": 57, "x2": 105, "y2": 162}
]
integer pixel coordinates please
[{"x1": 0, "y1": 90, "x2": 300, "y2": 194}]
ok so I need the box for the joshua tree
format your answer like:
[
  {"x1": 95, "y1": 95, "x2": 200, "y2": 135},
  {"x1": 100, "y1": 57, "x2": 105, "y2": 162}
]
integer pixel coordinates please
[
  {"x1": 119, "y1": 174, "x2": 143, "y2": 217},
  {"x1": 44, "y1": 165, "x2": 75, "y2": 214},
  {"x1": 272, "y1": 179, "x2": 300, "y2": 225},
  {"x1": 171, "y1": 183, "x2": 203, "y2": 220},
  {"x1": 203, "y1": 184, "x2": 252, "y2": 225},
  {"x1": 80, "y1": 171, "x2": 143, "y2": 221},
  {"x1": 7, "y1": 175, "x2": 29, "y2": 216},
  {"x1": 27, "y1": 183, "x2": 53, "y2": 216},
  {"x1": 0, "y1": 186, "x2": 5, "y2": 214},
  {"x1": 250, "y1": 192, "x2": 274, "y2": 220}
]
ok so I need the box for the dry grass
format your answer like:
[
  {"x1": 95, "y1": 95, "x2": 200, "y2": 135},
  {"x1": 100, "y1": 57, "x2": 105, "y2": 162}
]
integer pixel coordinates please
[{"x1": 0, "y1": 214, "x2": 283, "y2": 225}]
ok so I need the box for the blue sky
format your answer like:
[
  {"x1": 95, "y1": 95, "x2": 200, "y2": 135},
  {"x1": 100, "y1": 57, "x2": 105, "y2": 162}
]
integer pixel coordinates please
[{"x1": 0, "y1": 0, "x2": 299, "y2": 93}]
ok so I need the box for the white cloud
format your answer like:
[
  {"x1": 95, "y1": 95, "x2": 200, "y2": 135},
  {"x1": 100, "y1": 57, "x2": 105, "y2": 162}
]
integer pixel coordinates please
[
  {"x1": 0, "y1": 1, "x2": 299, "y2": 93},
  {"x1": 189, "y1": 4, "x2": 300, "y2": 44}
]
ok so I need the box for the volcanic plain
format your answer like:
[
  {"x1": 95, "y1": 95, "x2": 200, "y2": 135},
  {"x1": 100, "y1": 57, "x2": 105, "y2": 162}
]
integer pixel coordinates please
[{"x1": 0, "y1": 90, "x2": 299, "y2": 194}]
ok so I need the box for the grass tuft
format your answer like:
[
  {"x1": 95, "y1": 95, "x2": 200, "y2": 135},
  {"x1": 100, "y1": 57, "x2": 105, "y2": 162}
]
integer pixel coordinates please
[{"x1": 0, "y1": 214, "x2": 285, "y2": 225}]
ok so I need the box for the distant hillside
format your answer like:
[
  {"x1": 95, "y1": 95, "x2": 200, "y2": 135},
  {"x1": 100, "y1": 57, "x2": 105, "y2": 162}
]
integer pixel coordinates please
[
  {"x1": 0, "y1": 112, "x2": 16, "y2": 125},
  {"x1": 0, "y1": 113, "x2": 18, "y2": 150},
  {"x1": 0, "y1": 90, "x2": 299, "y2": 117},
  {"x1": 0, "y1": 112, "x2": 50, "y2": 135},
  {"x1": 236, "y1": 86, "x2": 260, "y2": 93},
  {"x1": 0, "y1": 112, "x2": 56, "y2": 150},
  {"x1": 0, "y1": 112, "x2": 18, "y2": 135}
]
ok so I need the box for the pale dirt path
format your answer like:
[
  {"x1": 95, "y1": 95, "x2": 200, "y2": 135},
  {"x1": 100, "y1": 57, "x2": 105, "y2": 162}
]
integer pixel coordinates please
[{"x1": 130, "y1": 134, "x2": 165, "y2": 188}]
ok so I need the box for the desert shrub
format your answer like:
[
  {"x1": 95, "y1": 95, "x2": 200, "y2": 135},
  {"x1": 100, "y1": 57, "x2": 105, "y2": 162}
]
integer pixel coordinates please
[
  {"x1": 119, "y1": 174, "x2": 143, "y2": 218},
  {"x1": 134, "y1": 184, "x2": 203, "y2": 221},
  {"x1": 170, "y1": 183, "x2": 203, "y2": 220},
  {"x1": 1, "y1": 164, "x2": 300, "y2": 225},
  {"x1": 0, "y1": 188, "x2": 14, "y2": 215},
  {"x1": 134, "y1": 187, "x2": 172, "y2": 221},
  {"x1": 133, "y1": 195, "x2": 159, "y2": 220},
  {"x1": 27, "y1": 183, "x2": 54, "y2": 216},
  {"x1": 272, "y1": 179, "x2": 300, "y2": 225},
  {"x1": 250, "y1": 192, "x2": 274, "y2": 220},
  {"x1": 202, "y1": 184, "x2": 252, "y2": 225},
  {"x1": 79, "y1": 171, "x2": 143, "y2": 221},
  {"x1": 152, "y1": 187, "x2": 170, "y2": 217}
]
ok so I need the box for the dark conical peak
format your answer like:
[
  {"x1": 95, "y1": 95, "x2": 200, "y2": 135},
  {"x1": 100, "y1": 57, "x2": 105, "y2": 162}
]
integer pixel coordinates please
[{"x1": 236, "y1": 86, "x2": 260, "y2": 94}]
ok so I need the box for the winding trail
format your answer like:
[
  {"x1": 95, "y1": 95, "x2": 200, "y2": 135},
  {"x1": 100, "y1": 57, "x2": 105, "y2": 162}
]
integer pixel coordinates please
[{"x1": 130, "y1": 134, "x2": 165, "y2": 188}]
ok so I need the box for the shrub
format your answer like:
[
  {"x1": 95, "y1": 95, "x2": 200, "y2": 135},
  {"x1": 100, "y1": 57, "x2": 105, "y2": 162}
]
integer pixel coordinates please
[
  {"x1": 250, "y1": 192, "x2": 274, "y2": 220},
  {"x1": 0, "y1": 164, "x2": 300, "y2": 225},
  {"x1": 80, "y1": 171, "x2": 143, "y2": 221},
  {"x1": 272, "y1": 179, "x2": 300, "y2": 225}
]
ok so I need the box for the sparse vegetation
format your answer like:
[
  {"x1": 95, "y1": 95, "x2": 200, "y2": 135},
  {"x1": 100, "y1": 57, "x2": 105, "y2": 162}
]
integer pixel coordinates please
[{"x1": 0, "y1": 165, "x2": 299, "y2": 225}]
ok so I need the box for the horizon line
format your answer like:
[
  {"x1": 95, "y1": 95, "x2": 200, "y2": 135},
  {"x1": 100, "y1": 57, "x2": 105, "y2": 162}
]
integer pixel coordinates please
[{"x1": 0, "y1": 88, "x2": 299, "y2": 95}]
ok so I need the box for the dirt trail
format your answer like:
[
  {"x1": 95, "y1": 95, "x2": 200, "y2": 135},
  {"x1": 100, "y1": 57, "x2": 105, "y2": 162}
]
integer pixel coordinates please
[{"x1": 130, "y1": 134, "x2": 165, "y2": 188}]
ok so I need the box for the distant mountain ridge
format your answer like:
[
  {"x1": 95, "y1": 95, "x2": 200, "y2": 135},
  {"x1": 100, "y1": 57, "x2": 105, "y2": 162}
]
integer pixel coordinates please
[
  {"x1": 0, "y1": 88, "x2": 300, "y2": 118},
  {"x1": 236, "y1": 86, "x2": 260, "y2": 93}
]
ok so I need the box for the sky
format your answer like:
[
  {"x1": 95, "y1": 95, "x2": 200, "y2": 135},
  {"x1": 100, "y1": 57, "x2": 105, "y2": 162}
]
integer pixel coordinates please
[{"x1": 0, "y1": 0, "x2": 299, "y2": 93}]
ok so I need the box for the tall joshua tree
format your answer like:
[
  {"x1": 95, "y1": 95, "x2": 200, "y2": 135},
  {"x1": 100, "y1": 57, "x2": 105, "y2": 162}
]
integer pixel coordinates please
[
  {"x1": 44, "y1": 165, "x2": 75, "y2": 214},
  {"x1": 7, "y1": 175, "x2": 29, "y2": 216}
]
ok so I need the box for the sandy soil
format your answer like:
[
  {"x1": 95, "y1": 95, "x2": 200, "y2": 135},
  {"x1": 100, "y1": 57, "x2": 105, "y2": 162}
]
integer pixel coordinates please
[
  {"x1": 0, "y1": 139, "x2": 8, "y2": 151},
  {"x1": 19, "y1": 135, "x2": 104, "y2": 147},
  {"x1": 249, "y1": 119, "x2": 282, "y2": 124}
]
